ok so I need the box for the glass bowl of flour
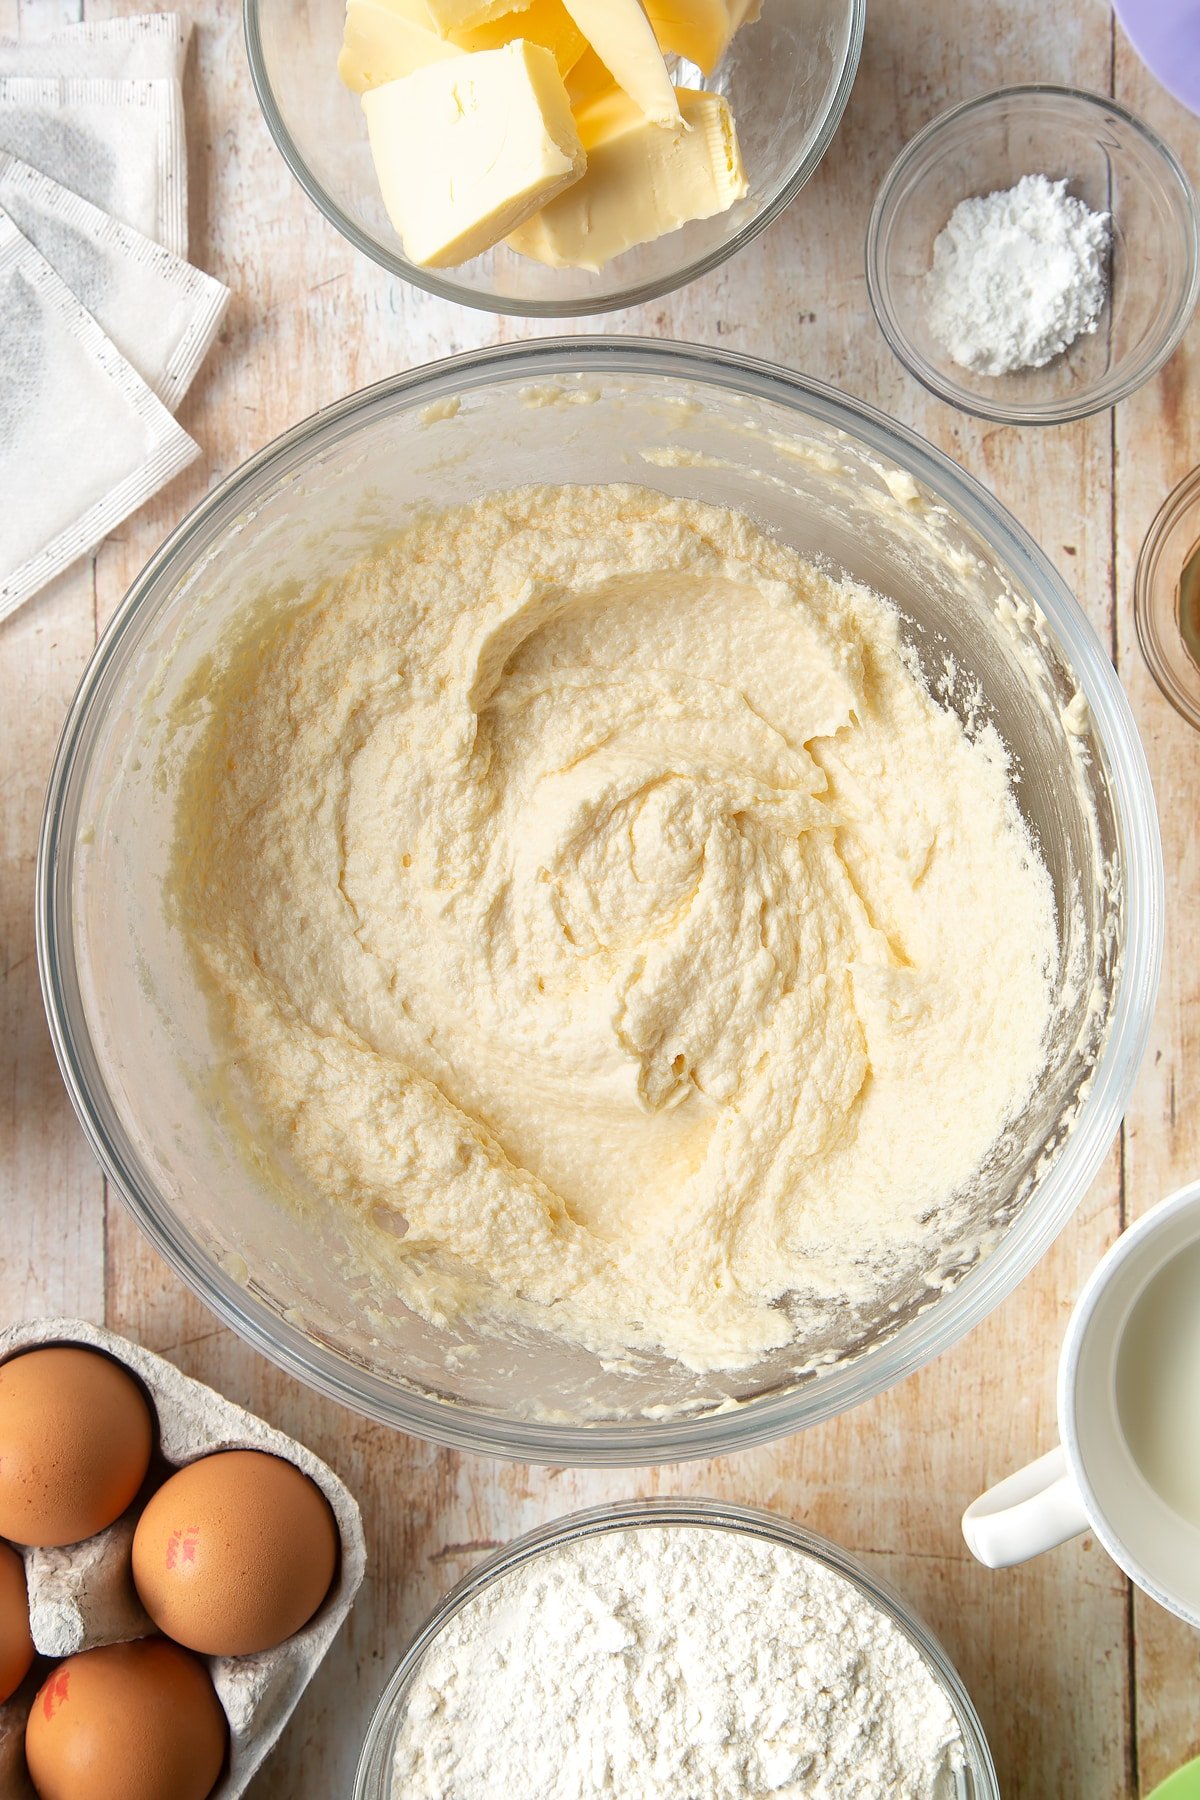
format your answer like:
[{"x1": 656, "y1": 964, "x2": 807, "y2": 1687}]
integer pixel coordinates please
[
  {"x1": 353, "y1": 1499, "x2": 999, "y2": 1799},
  {"x1": 867, "y1": 86, "x2": 1200, "y2": 425},
  {"x1": 38, "y1": 338, "x2": 1162, "y2": 1462}
]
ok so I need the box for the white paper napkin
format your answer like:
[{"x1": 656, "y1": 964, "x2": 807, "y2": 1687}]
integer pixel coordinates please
[
  {"x1": 0, "y1": 155, "x2": 227, "y2": 412},
  {"x1": 0, "y1": 213, "x2": 199, "y2": 622},
  {"x1": 0, "y1": 14, "x2": 189, "y2": 83},
  {"x1": 0, "y1": 75, "x2": 187, "y2": 256}
]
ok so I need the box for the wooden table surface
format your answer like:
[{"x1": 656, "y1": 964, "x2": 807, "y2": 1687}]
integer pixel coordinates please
[{"x1": 2, "y1": 0, "x2": 1199, "y2": 1793}]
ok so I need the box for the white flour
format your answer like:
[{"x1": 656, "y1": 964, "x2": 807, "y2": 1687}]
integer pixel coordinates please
[
  {"x1": 925, "y1": 173, "x2": 1110, "y2": 376},
  {"x1": 390, "y1": 1526, "x2": 967, "y2": 1797}
]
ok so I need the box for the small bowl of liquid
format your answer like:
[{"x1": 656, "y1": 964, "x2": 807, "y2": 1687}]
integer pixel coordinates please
[{"x1": 1136, "y1": 465, "x2": 1200, "y2": 732}]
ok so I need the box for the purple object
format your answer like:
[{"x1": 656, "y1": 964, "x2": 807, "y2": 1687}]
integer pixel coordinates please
[{"x1": 1115, "y1": 0, "x2": 1200, "y2": 116}]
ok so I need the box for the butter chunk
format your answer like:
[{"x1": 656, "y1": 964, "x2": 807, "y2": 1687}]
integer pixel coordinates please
[
  {"x1": 339, "y1": 0, "x2": 464, "y2": 93},
  {"x1": 364, "y1": 41, "x2": 586, "y2": 267},
  {"x1": 644, "y1": 0, "x2": 760, "y2": 75},
  {"x1": 421, "y1": 0, "x2": 533, "y2": 33},
  {"x1": 339, "y1": 0, "x2": 580, "y2": 93},
  {"x1": 453, "y1": 0, "x2": 588, "y2": 75},
  {"x1": 565, "y1": 44, "x2": 613, "y2": 105},
  {"x1": 557, "y1": 0, "x2": 679, "y2": 125},
  {"x1": 508, "y1": 84, "x2": 748, "y2": 270}
]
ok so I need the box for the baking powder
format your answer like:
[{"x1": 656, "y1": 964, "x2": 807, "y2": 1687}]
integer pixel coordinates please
[
  {"x1": 390, "y1": 1525, "x2": 967, "y2": 1797},
  {"x1": 925, "y1": 173, "x2": 1110, "y2": 376}
]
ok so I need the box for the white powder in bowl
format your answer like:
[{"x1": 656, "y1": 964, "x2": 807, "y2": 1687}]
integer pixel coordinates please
[
  {"x1": 389, "y1": 1525, "x2": 969, "y2": 1798},
  {"x1": 925, "y1": 173, "x2": 1111, "y2": 376}
]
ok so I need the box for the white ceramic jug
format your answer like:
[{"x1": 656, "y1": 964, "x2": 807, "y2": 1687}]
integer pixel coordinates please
[{"x1": 963, "y1": 1178, "x2": 1200, "y2": 1629}]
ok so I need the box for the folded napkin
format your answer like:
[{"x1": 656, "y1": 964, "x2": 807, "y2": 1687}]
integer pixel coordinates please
[
  {"x1": 0, "y1": 155, "x2": 227, "y2": 411},
  {"x1": 0, "y1": 14, "x2": 190, "y2": 82},
  {"x1": 0, "y1": 74, "x2": 187, "y2": 255},
  {"x1": 0, "y1": 214, "x2": 199, "y2": 623},
  {"x1": 0, "y1": 14, "x2": 233, "y2": 618}
]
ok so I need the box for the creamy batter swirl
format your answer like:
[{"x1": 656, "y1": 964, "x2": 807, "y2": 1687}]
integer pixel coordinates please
[{"x1": 172, "y1": 485, "x2": 1057, "y2": 1371}]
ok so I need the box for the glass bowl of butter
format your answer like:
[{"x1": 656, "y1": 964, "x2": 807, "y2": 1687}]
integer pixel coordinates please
[
  {"x1": 243, "y1": 0, "x2": 865, "y2": 314},
  {"x1": 39, "y1": 339, "x2": 1162, "y2": 1465}
]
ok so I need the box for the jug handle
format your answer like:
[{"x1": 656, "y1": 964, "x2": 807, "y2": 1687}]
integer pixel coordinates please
[{"x1": 962, "y1": 1444, "x2": 1090, "y2": 1568}]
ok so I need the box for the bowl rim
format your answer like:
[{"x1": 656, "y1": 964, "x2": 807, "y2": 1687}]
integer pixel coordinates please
[
  {"x1": 241, "y1": 0, "x2": 866, "y2": 318},
  {"x1": 1134, "y1": 461, "x2": 1200, "y2": 732},
  {"x1": 36, "y1": 335, "x2": 1165, "y2": 1466},
  {"x1": 351, "y1": 1496, "x2": 1001, "y2": 1800},
  {"x1": 865, "y1": 82, "x2": 1200, "y2": 426}
]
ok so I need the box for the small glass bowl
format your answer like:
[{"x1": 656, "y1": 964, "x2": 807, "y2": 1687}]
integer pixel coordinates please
[
  {"x1": 243, "y1": 0, "x2": 864, "y2": 318},
  {"x1": 866, "y1": 85, "x2": 1200, "y2": 425},
  {"x1": 1135, "y1": 465, "x2": 1200, "y2": 732},
  {"x1": 352, "y1": 1499, "x2": 1001, "y2": 1799}
]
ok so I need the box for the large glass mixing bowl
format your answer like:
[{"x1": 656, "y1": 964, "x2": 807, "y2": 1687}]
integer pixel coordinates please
[
  {"x1": 243, "y1": 0, "x2": 864, "y2": 315},
  {"x1": 38, "y1": 340, "x2": 1163, "y2": 1464}
]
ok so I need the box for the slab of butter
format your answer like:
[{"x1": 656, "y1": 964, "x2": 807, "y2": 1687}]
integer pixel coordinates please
[
  {"x1": 508, "y1": 83, "x2": 747, "y2": 270},
  {"x1": 420, "y1": 0, "x2": 533, "y2": 34},
  {"x1": 557, "y1": 0, "x2": 679, "y2": 125},
  {"x1": 340, "y1": 0, "x2": 586, "y2": 89},
  {"x1": 364, "y1": 40, "x2": 585, "y2": 266},
  {"x1": 644, "y1": 0, "x2": 761, "y2": 75},
  {"x1": 457, "y1": 0, "x2": 587, "y2": 73},
  {"x1": 339, "y1": 0, "x2": 464, "y2": 93},
  {"x1": 564, "y1": 43, "x2": 614, "y2": 104}
]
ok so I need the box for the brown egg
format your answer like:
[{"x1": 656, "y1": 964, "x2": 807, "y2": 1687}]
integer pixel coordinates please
[
  {"x1": 0, "y1": 1540, "x2": 34, "y2": 1702},
  {"x1": 0, "y1": 1348, "x2": 153, "y2": 1548},
  {"x1": 131, "y1": 1450, "x2": 338, "y2": 1656},
  {"x1": 24, "y1": 1638, "x2": 226, "y2": 1800}
]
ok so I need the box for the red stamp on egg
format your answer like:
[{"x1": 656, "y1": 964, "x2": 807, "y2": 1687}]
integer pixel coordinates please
[
  {"x1": 165, "y1": 1525, "x2": 202, "y2": 1569},
  {"x1": 42, "y1": 1669, "x2": 69, "y2": 1720}
]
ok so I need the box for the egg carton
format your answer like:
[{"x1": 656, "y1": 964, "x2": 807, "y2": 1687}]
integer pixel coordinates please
[{"x1": 0, "y1": 1317, "x2": 367, "y2": 1798}]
